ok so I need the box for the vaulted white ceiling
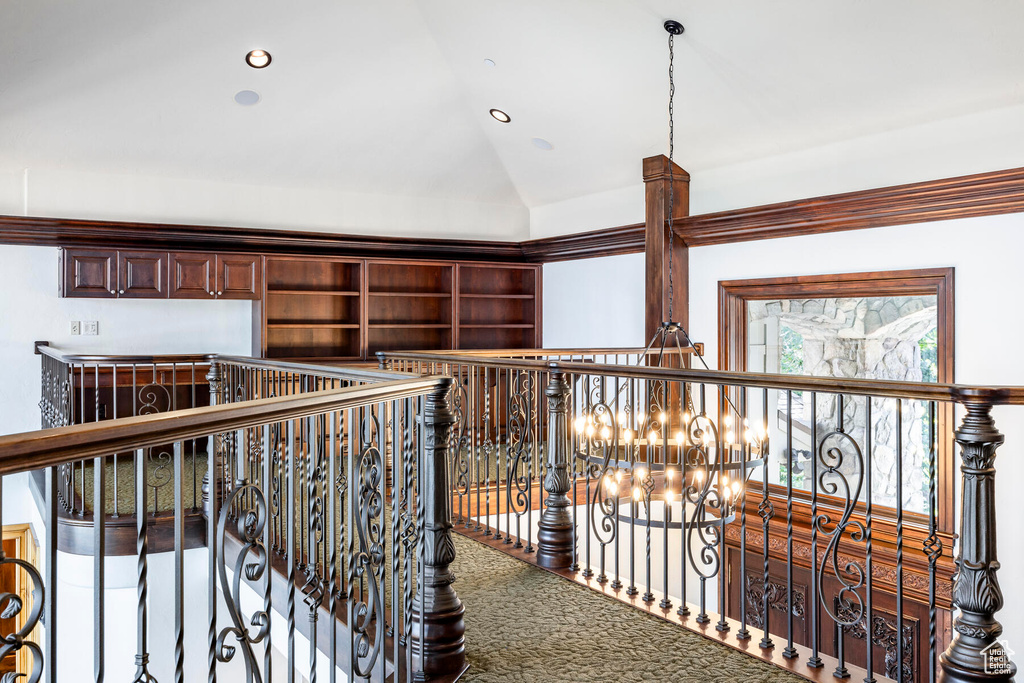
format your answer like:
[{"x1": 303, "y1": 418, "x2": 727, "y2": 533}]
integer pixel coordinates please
[{"x1": 3, "y1": 0, "x2": 1024, "y2": 216}]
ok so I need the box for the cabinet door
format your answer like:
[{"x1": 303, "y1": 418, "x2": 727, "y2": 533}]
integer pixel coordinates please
[
  {"x1": 118, "y1": 251, "x2": 168, "y2": 298},
  {"x1": 62, "y1": 249, "x2": 117, "y2": 298},
  {"x1": 216, "y1": 254, "x2": 261, "y2": 300},
  {"x1": 169, "y1": 252, "x2": 216, "y2": 299}
]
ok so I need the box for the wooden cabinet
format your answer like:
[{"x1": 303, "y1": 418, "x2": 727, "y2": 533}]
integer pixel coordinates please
[
  {"x1": 62, "y1": 248, "x2": 167, "y2": 298},
  {"x1": 169, "y1": 253, "x2": 260, "y2": 299},
  {"x1": 118, "y1": 251, "x2": 168, "y2": 298},
  {"x1": 255, "y1": 257, "x2": 541, "y2": 360},
  {"x1": 62, "y1": 247, "x2": 540, "y2": 356},
  {"x1": 63, "y1": 248, "x2": 259, "y2": 300},
  {"x1": 217, "y1": 254, "x2": 261, "y2": 299},
  {"x1": 62, "y1": 249, "x2": 117, "y2": 298}
]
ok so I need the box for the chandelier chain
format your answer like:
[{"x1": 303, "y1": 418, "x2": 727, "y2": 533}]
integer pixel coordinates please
[{"x1": 667, "y1": 31, "x2": 676, "y2": 322}]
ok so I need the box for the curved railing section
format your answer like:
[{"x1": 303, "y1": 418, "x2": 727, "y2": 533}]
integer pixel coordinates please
[
  {"x1": 34, "y1": 343, "x2": 410, "y2": 555},
  {"x1": 17, "y1": 349, "x2": 465, "y2": 682}
]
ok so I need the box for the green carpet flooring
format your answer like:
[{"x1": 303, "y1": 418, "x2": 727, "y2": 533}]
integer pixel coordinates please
[{"x1": 452, "y1": 532, "x2": 801, "y2": 683}]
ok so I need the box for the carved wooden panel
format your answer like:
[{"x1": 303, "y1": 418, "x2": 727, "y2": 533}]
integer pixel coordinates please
[
  {"x1": 118, "y1": 250, "x2": 168, "y2": 298},
  {"x1": 169, "y1": 252, "x2": 215, "y2": 299},
  {"x1": 216, "y1": 254, "x2": 261, "y2": 300},
  {"x1": 62, "y1": 248, "x2": 116, "y2": 298},
  {"x1": 727, "y1": 546, "x2": 936, "y2": 683}
]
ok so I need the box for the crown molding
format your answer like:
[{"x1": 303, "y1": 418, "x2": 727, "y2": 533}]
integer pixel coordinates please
[
  {"x1": 677, "y1": 166, "x2": 1024, "y2": 247},
  {"x1": 3, "y1": 165, "x2": 1024, "y2": 261},
  {"x1": 520, "y1": 224, "x2": 645, "y2": 262},
  {"x1": 0, "y1": 215, "x2": 525, "y2": 262}
]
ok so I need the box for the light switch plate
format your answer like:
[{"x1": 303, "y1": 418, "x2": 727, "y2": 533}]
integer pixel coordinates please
[
  {"x1": 82, "y1": 321, "x2": 98, "y2": 336},
  {"x1": 69, "y1": 321, "x2": 81, "y2": 335}
]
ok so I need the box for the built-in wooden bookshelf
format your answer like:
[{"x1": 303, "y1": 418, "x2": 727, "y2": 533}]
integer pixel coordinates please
[
  {"x1": 255, "y1": 257, "x2": 540, "y2": 360},
  {"x1": 456, "y1": 264, "x2": 540, "y2": 350},
  {"x1": 258, "y1": 257, "x2": 364, "y2": 360},
  {"x1": 367, "y1": 261, "x2": 455, "y2": 355}
]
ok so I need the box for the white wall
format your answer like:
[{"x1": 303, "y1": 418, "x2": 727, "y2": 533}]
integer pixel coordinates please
[
  {"x1": 0, "y1": 167, "x2": 529, "y2": 241},
  {"x1": 687, "y1": 214, "x2": 1024, "y2": 648},
  {"x1": 0, "y1": 245, "x2": 252, "y2": 437},
  {"x1": 542, "y1": 252, "x2": 646, "y2": 349},
  {"x1": 530, "y1": 185, "x2": 645, "y2": 239}
]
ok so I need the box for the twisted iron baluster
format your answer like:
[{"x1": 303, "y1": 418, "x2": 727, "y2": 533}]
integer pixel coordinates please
[
  {"x1": 132, "y1": 448, "x2": 157, "y2": 683},
  {"x1": 302, "y1": 415, "x2": 326, "y2": 683},
  {"x1": 924, "y1": 401, "x2": 941, "y2": 683},
  {"x1": 758, "y1": 388, "x2": 774, "y2": 650}
]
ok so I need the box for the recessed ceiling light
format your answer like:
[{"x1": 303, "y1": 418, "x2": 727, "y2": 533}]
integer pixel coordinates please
[
  {"x1": 245, "y1": 49, "x2": 272, "y2": 69},
  {"x1": 234, "y1": 89, "x2": 261, "y2": 106},
  {"x1": 489, "y1": 108, "x2": 511, "y2": 123},
  {"x1": 483, "y1": 58, "x2": 496, "y2": 67},
  {"x1": 531, "y1": 137, "x2": 553, "y2": 151}
]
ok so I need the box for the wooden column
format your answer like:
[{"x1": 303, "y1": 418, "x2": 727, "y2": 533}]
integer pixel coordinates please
[
  {"x1": 412, "y1": 378, "x2": 467, "y2": 677},
  {"x1": 643, "y1": 155, "x2": 691, "y2": 341},
  {"x1": 537, "y1": 366, "x2": 574, "y2": 569},
  {"x1": 939, "y1": 398, "x2": 1016, "y2": 682}
]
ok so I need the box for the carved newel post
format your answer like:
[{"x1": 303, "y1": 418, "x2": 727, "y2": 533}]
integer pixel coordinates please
[
  {"x1": 940, "y1": 398, "x2": 1016, "y2": 682},
  {"x1": 201, "y1": 357, "x2": 223, "y2": 520},
  {"x1": 537, "y1": 365, "x2": 574, "y2": 569},
  {"x1": 412, "y1": 378, "x2": 466, "y2": 678}
]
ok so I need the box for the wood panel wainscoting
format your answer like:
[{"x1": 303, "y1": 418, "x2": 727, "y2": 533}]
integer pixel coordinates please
[{"x1": 717, "y1": 268, "x2": 957, "y2": 683}]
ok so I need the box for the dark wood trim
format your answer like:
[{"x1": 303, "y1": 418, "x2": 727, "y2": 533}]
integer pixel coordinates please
[
  {"x1": 520, "y1": 223, "x2": 645, "y2": 262},
  {"x1": 5, "y1": 166, "x2": 1024, "y2": 266},
  {"x1": 57, "y1": 510, "x2": 206, "y2": 555},
  {"x1": 0, "y1": 214, "x2": 525, "y2": 262},
  {"x1": 717, "y1": 267, "x2": 956, "y2": 534},
  {"x1": 677, "y1": 166, "x2": 1024, "y2": 247}
]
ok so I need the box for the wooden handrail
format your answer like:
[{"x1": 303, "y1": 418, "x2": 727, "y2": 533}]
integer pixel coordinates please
[
  {"x1": 214, "y1": 354, "x2": 408, "y2": 382},
  {"x1": 35, "y1": 341, "x2": 211, "y2": 365},
  {"x1": 0, "y1": 376, "x2": 449, "y2": 475},
  {"x1": 378, "y1": 350, "x2": 1024, "y2": 405},
  {"x1": 384, "y1": 345, "x2": 703, "y2": 357},
  {"x1": 33, "y1": 342, "x2": 410, "y2": 381}
]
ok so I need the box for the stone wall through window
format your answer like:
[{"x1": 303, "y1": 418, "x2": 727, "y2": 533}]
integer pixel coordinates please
[{"x1": 747, "y1": 295, "x2": 938, "y2": 514}]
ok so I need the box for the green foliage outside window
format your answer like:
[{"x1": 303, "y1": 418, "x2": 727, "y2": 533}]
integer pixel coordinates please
[{"x1": 779, "y1": 325, "x2": 804, "y2": 375}]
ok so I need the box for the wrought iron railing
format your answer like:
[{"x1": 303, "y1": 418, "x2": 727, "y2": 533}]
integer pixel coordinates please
[
  {"x1": 34, "y1": 344, "x2": 406, "y2": 554},
  {"x1": 10, "y1": 357, "x2": 465, "y2": 682},
  {"x1": 378, "y1": 349, "x2": 1020, "y2": 683}
]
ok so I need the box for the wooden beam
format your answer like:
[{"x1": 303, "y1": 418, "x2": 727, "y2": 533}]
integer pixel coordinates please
[{"x1": 644, "y1": 155, "x2": 691, "y2": 342}]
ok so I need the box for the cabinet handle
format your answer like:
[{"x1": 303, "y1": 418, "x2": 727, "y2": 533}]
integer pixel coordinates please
[
  {"x1": 217, "y1": 291, "x2": 223, "y2": 296},
  {"x1": 119, "y1": 289, "x2": 125, "y2": 294},
  {"x1": 209, "y1": 291, "x2": 215, "y2": 296},
  {"x1": 109, "y1": 289, "x2": 116, "y2": 295}
]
